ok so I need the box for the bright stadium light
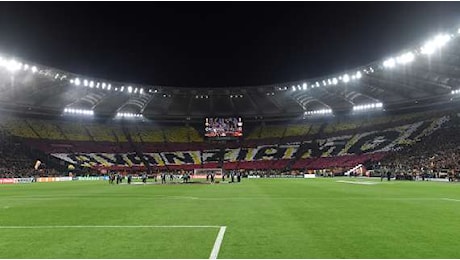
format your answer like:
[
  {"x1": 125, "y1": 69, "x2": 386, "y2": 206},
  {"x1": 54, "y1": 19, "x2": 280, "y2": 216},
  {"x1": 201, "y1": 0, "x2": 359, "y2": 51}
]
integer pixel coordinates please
[
  {"x1": 63, "y1": 108, "x2": 94, "y2": 116},
  {"x1": 89, "y1": 81, "x2": 94, "y2": 88},
  {"x1": 396, "y1": 52, "x2": 415, "y2": 64},
  {"x1": 304, "y1": 108, "x2": 333, "y2": 117},
  {"x1": 332, "y1": 78, "x2": 338, "y2": 85},
  {"x1": 128, "y1": 86, "x2": 133, "y2": 93},
  {"x1": 107, "y1": 84, "x2": 111, "y2": 90},
  {"x1": 292, "y1": 85, "x2": 296, "y2": 91},
  {"x1": 421, "y1": 34, "x2": 451, "y2": 55},
  {"x1": 316, "y1": 82, "x2": 320, "y2": 87},
  {"x1": 356, "y1": 71, "x2": 362, "y2": 79},
  {"x1": 343, "y1": 74, "x2": 350, "y2": 83},
  {"x1": 74, "y1": 78, "x2": 81, "y2": 86},
  {"x1": 83, "y1": 79, "x2": 89, "y2": 87},
  {"x1": 140, "y1": 88, "x2": 144, "y2": 94},
  {"x1": 383, "y1": 58, "x2": 396, "y2": 68},
  {"x1": 120, "y1": 86, "x2": 125, "y2": 92},
  {"x1": 302, "y1": 83, "x2": 307, "y2": 90},
  {"x1": 5, "y1": 59, "x2": 22, "y2": 72},
  {"x1": 23, "y1": 64, "x2": 29, "y2": 71},
  {"x1": 116, "y1": 112, "x2": 143, "y2": 118},
  {"x1": 353, "y1": 102, "x2": 383, "y2": 112},
  {"x1": 101, "y1": 83, "x2": 106, "y2": 89}
]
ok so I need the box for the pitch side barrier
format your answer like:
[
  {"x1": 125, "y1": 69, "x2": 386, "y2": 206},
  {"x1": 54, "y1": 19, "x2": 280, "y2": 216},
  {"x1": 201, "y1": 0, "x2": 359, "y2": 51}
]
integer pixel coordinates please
[
  {"x1": 0, "y1": 177, "x2": 34, "y2": 184},
  {"x1": 0, "y1": 176, "x2": 99, "y2": 184}
]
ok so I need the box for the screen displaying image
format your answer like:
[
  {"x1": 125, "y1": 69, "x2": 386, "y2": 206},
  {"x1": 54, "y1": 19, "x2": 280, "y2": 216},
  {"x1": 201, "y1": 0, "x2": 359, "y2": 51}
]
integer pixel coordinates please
[{"x1": 205, "y1": 117, "x2": 243, "y2": 137}]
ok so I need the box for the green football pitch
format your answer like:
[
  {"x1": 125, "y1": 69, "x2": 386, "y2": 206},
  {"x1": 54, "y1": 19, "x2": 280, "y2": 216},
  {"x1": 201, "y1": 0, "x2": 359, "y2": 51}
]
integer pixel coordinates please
[{"x1": 1, "y1": 178, "x2": 459, "y2": 258}]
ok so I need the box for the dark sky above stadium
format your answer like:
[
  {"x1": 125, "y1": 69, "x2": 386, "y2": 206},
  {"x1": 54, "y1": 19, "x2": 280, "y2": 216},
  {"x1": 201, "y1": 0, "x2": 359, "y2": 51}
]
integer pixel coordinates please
[{"x1": 1, "y1": 2, "x2": 460, "y2": 88}]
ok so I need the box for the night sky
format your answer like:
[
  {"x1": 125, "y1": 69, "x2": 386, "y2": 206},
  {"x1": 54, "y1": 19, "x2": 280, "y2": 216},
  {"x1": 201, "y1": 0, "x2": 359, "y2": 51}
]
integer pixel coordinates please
[{"x1": 0, "y1": 2, "x2": 460, "y2": 88}]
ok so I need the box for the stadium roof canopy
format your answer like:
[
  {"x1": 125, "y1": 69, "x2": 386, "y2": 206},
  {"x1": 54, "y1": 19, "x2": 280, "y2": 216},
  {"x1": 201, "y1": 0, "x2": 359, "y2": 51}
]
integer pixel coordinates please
[{"x1": 1, "y1": 27, "x2": 460, "y2": 121}]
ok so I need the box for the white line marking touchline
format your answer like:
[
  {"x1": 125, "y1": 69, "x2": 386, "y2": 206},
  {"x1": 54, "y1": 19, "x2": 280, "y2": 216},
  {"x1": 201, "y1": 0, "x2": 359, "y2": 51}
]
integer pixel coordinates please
[
  {"x1": 442, "y1": 198, "x2": 460, "y2": 202},
  {"x1": 210, "y1": 226, "x2": 227, "y2": 259}
]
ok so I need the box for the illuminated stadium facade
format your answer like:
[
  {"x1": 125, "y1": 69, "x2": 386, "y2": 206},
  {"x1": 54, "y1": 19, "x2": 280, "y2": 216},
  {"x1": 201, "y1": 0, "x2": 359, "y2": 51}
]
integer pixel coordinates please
[
  {"x1": 1, "y1": 28, "x2": 460, "y2": 123},
  {"x1": 0, "y1": 24, "x2": 460, "y2": 178}
]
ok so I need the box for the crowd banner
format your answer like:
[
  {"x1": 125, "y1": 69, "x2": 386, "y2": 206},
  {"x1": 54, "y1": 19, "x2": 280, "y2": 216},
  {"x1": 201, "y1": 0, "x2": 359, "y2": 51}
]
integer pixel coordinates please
[{"x1": 50, "y1": 116, "x2": 449, "y2": 169}]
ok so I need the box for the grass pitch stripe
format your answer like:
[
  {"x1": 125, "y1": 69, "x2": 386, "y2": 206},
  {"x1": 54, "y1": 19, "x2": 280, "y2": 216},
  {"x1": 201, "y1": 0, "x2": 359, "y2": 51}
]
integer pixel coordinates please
[
  {"x1": 0, "y1": 225, "x2": 222, "y2": 228},
  {"x1": 209, "y1": 226, "x2": 227, "y2": 259}
]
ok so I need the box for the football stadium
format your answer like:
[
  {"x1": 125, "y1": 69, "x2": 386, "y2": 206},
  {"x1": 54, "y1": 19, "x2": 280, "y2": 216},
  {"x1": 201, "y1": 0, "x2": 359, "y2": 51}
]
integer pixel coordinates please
[{"x1": 1, "y1": 3, "x2": 460, "y2": 259}]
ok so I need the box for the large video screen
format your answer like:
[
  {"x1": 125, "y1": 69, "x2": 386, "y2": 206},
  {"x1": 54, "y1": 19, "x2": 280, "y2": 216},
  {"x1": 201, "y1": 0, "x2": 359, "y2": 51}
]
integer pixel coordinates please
[{"x1": 205, "y1": 117, "x2": 243, "y2": 137}]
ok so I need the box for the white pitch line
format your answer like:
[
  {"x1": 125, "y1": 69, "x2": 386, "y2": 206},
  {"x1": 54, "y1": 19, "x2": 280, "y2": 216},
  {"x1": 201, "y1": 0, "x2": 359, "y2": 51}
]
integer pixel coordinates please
[
  {"x1": 0, "y1": 225, "x2": 227, "y2": 259},
  {"x1": 0, "y1": 225, "x2": 222, "y2": 229},
  {"x1": 209, "y1": 226, "x2": 227, "y2": 259},
  {"x1": 442, "y1": 198, "x2": 460, "y2": 202}
]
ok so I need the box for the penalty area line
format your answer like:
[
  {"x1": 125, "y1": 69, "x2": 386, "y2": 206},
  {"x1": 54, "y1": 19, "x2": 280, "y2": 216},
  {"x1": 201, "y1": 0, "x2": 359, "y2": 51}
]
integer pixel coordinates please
[{"x1": 210, "y1": 226, "x2": 227, "y2": 259}]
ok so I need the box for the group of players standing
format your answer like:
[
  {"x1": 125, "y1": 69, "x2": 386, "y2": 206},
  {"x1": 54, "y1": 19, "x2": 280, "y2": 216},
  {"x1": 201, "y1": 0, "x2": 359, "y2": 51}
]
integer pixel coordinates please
[
  {"x1": 108, "y1": 171, "x2": 241, "y2": 185},
  {"x1": 108, "y1": 171, "x2": 191, "y2": 185}
]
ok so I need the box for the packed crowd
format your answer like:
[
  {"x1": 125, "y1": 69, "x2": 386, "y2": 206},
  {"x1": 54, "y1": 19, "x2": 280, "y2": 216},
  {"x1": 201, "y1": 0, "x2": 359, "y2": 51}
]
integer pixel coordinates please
[{"x1": 381, "y1": 120, "x2": 460, "y2": 180}]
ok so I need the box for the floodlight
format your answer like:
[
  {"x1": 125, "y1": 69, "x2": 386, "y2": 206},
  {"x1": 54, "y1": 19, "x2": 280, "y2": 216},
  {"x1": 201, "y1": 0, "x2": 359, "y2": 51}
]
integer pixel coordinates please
[
  {"x1": 74, "y1": 78, "x2": 81, "y2": 86},
  {"x1": 292, "y1": 86, "x2": 296, "y2": 91},
  {"x1": 134, "y1": 88, "x2": 138, "y2": 93},
  {"x1": 332, "y1": 78, "x2": 338, "y2": 85},
  {"x1": 434, "y1": 34, "x2": 451, "y2": 47},
  {"x1": 316, "y1": 82, "x2": 320, "y2": 87},
  {"x1": 89, "y1": 81, "x2": 94, "y2": 88},
  {"x1": 120, "y1": 86, "x2": 125, "y2": 92},
  {"x1": 23, "y1": 64, "x2": 29, "y2": 71},
  {"x1": 83, "y1": 79, "x2": 89, "y2": 87},
  {"x1": 102, "y1": 83, "x2": 106, "y2": 89},
  {"x1": 396, "y1": 52, "x2": 415, "y2": 64},
  {"x1": 128, "y1": 86, "x2": 133, "y2": 93},
  {"x1": 343, "y1": 74, "x2": 350, "y2": 83},
  {"x1": 107, "y1": 84, "x2": 111, "y2": 90},
  {"x1": 356, "y1": 71, "x2": 362, "y2": 79},
  {"x1": 383, "y1": 58, "x2": 395, "y2": 68},
  {"x1": 6, "y1": 59, "x2": 21, "y2": 72},
  {"x1": 140, "y1": 88, "x2": 144, "y2": 94}
]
